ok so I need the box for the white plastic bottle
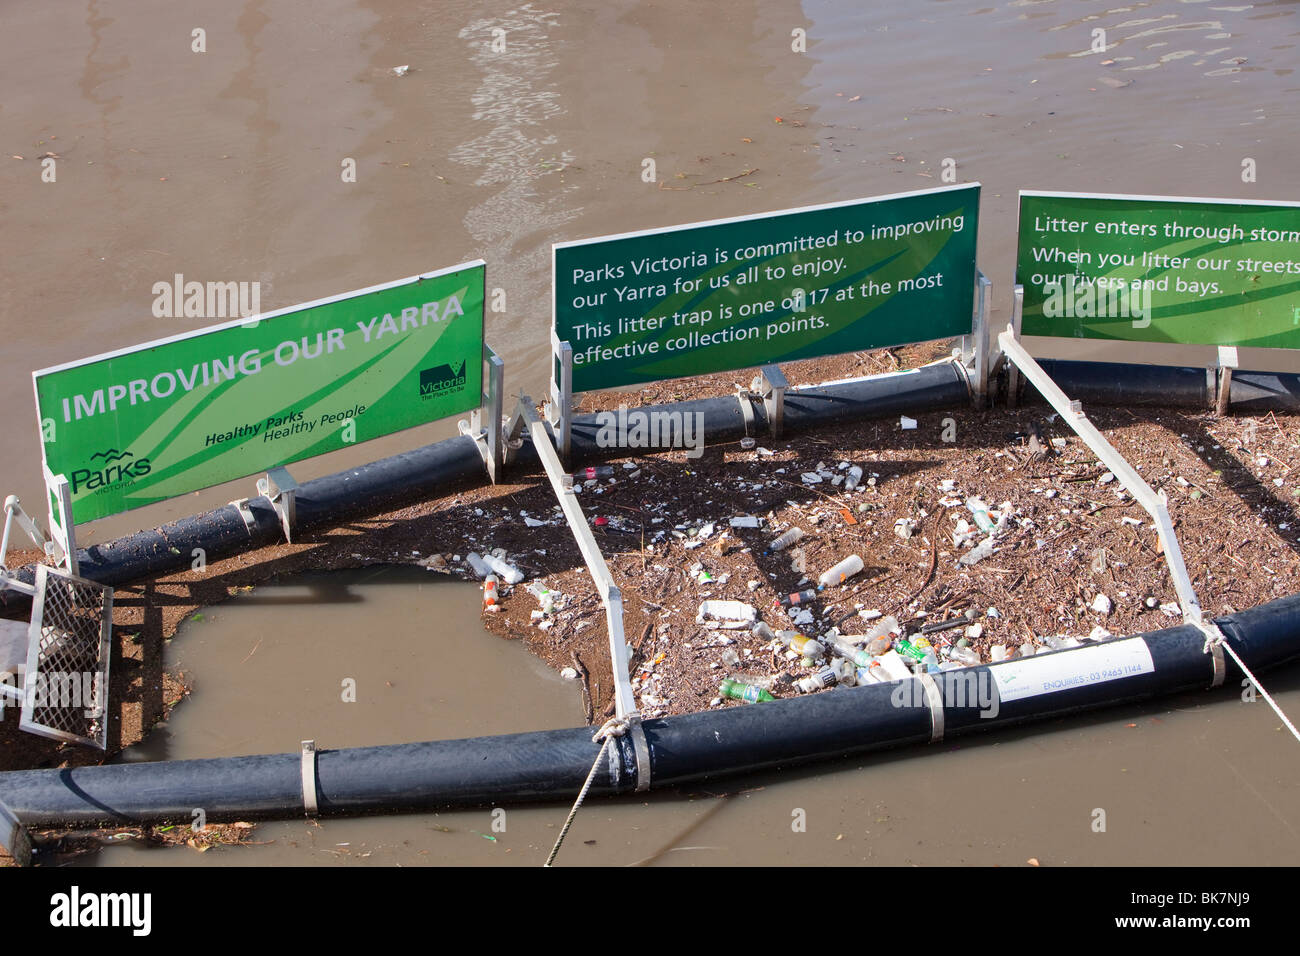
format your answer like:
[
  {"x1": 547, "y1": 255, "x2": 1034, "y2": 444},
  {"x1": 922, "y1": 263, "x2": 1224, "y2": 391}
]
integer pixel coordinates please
[{"x1": 818, "y1": 554, "x2": 864, "y2": 587}]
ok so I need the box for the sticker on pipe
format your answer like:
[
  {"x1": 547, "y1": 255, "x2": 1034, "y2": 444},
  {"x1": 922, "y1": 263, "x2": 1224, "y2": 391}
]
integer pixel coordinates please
[{"x1": 990, "y1": 637, "x2": 1154, "y2": 703}]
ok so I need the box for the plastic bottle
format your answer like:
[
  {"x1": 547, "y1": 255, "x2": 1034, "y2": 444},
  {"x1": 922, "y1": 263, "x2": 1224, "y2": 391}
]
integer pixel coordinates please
[
  {"x1": 465, "y1": 552, "x2": 492, "y2": 578},
  {"x1": 573, "y1": 466, "x2": 615, "y2": 479},
  {"x1": 845, "y1": 465, "x2": 864, "y2": 492},
  {"x1": 720, "y1": 679, "x2": 776, "y2": 703},
  {"x1": 893, "y1": 637, "x2": 928, "y2": 663},
  {"x1": 864, "y1": 635, "x2": 893, "y2": 657},
  {"x1": 795, "y1": 665, "x2": 838, "y2": 694},
  {"x1": 945, "y1": 645, "x2": 980, "y2": 666},
  {"x1": 778, "y1": 588, "x2": 818, "y2": 608},
  {"x1": 482, "y1": 553, "x2": 524, "y2": 585},
  {"x1": 769, "y1": 527, "x2": 805, "y2": 552},
  {"x1": 965, "y1": 496, "x2": 995, "y2": 533},
  {"x1": 698, "y1": 600, "x2": 757, "y2": 624},
  {"x1": 777, "y1": 630, "x2": 825, "y2": 659},
  {"x1": 959, "y1": 537, "x2": 996, "y2": 567},
  {"x1": 829, "y1": 637, "x2": 873, "y2": 669},
  {"x1": 482, "y1": 574, "x2": 499, "y2": 610},
  {"x1": 752, "y1": 621, "x2": 776, "y2": 642},
  {"x1": 818, "y1": 554, "x2": 864, "y2": 588},
  {"x1": 1042, "y1": 635, "x2": 1082, "y2": 650},
  {"x1": 856, "y1": 664, "x2": 884, "y2": 685}
]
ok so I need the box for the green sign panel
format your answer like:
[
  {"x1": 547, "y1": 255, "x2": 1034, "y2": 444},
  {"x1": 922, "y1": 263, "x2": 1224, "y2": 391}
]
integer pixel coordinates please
[
  {"x1": 553, "y1": 184, "x2": 980, "y2": 392},
  {"x1": 1017, "y1": 191, "x2": 1300, "y2": 346},
  {"x1": 34, "y1": 262, "x2": 485, "y2": 523}
]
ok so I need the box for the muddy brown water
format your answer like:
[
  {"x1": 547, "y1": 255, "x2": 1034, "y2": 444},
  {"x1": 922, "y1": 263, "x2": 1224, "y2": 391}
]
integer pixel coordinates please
[{"x1": 2, "y1": 0, "x2": 1298, "y2": 864}]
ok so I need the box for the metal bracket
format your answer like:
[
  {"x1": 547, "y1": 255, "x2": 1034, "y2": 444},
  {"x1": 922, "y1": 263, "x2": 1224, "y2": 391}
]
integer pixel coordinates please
[
  {"x1": 917, "y1": 671, "x2": 945, "y2": 743},
  {"x1": 502, "y1": 391, "x2": 531, "y2": 467},
  {"x1": 229, "y1": 498, "x2": 258, "y2": 535},
  {"x1": 1215, "y1": 345, "x2": 1239, "y2": 417},
  {"x1": 459, "y1": 344, "x2": 505, "y2": 483},
  {"x1": 1005, "y1": 284, "x2": 1024, "y2": 409},
  {"x1": 971, "y1": 270, "x2": 992, "y2": 408},
  {"x1": 301, "y1": 739, "x2": 319, "y2": 816},
  {"x1": 256, "y1": 467, "x2": 298, "y2": 544},
  {"x1": 1, "y1": 496, "x2": 47, "y2": 596},
  {"x1": 42, "y1": 470, "x2": 77, "y2": 576},
  {"x1": 750, "y1": 365, "x2": 789, "y2": 438},
  {"x1": 546, "y1": 338, "x2": 574, "y2": 467}
]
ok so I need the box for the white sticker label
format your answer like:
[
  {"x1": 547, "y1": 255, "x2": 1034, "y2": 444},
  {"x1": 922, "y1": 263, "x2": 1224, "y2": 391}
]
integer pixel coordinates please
[{"x1": 990, "y1": 637, "x2": 1155, "y2": 703}]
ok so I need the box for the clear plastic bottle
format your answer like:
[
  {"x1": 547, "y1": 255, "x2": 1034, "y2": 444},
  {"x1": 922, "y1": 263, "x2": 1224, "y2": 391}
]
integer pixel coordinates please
[
  {"x1": 482, "y1": 574, "x2": 499, "y2": 610},
  {"x1": 845, "y1": 465, "x2": 864, "y2": 492},
  {"x1": 482, "y1": 553, "x2": 524, "y2": 585},
  {"x1": 818, "y1": 554, "x2": 864, "y2": 587},
  {"x1": 945, "y1": 644, "x2": 980, "y2": 666},
  {"x1": 965, "y1": 497, "x2": 995, "y2": 533},
  {"x1": 830, "y1": 637, "x2": 873, "y2": 669},
  {"x1": 769, "y1": 527, "x2": 805, "y2": 552},
  {"x1": 773, "y1": 629, "x2": 824, "y2": 658}
]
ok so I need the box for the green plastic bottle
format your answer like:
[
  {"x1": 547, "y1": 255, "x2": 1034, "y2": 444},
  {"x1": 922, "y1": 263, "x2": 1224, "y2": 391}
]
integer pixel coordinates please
[
  {"x1": 720, "y1": 679, "x2": 776, "y2": 703},
  {"x1": 893, "y1": 637, "x2": 928, "y2": 663}
]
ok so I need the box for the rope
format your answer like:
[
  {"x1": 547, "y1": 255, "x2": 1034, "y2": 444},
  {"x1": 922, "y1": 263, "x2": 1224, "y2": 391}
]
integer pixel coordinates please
[
  {"x1": 1203, "y1": 628, "x2": 1300, "y2": 746},
  {"x1": 543, "y1": 718, "x2": 628, "y2": 867}
]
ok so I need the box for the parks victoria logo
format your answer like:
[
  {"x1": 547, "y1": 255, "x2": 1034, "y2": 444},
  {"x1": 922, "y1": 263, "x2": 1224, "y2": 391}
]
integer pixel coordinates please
[
  {"x1": 72, "y1": 447, "x2": 152, "y2": 495},
  {"x1": 418, "y1": 359, "x2": 468, "y2": 399}
]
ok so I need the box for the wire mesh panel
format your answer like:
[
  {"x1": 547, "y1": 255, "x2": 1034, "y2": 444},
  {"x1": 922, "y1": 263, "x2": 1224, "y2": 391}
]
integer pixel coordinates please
[{"x1": 20, "y1": 566, "x2": 113, "y2": 749}]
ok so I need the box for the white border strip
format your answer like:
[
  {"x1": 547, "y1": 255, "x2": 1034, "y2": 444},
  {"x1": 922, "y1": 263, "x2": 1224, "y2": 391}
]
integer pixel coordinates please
[
  {"x1": 1019, "y1": 189, "x2": 1300, "y2": 211},
  {"x1": 555, "y1": 182, "x2": 981, "y2": 250},
  {"x1": 30, "y1": 259, "x2": 487, "y2": 379}
]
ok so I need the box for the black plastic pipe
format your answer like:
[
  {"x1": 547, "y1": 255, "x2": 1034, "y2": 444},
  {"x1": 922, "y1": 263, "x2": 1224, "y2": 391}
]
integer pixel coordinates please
[
  {"x1": 0, "y1": 595, "x2": 1296, "y2": 828},
  {"x1": 1030, "y1": 359, "x2": 1213, "y2": 408},
  {"x1": 1029, "y1": 359, "x2": 1300, "y2": 413},
  {"x1": 1, "y1": 362, "x2": 970, "y2": 613}
]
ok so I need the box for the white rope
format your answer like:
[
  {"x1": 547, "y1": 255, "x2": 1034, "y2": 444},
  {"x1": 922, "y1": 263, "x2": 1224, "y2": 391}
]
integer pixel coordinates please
[
  {"x1": 1203, "y1": 629, "x2": 1300, "y2": 746},
  {"x1": 543, "y1": 718, "x2": 628, "y2": 867}
]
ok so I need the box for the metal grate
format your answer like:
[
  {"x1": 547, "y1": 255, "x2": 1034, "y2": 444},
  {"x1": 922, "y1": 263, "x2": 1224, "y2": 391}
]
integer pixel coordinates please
[{"x1": 20, "y1": 566, "x2": 113, "y2": 749}]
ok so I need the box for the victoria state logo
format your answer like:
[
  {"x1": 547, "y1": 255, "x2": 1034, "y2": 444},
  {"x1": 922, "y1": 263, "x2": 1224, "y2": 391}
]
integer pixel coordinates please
[
  {"x1": 419, "y1": 360, "x2": 467, "y2": 398},
  {"x1": 70, "y1": 448, "x2": 152, "y2": 494}
]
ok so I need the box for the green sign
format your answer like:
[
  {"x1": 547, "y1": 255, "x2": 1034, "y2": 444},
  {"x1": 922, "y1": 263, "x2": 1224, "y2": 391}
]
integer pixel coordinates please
[
  {"x1": 553, "y1": 184, "x2": 980, "y2": 392},
  {"x1": 1017, "y1": 191, "x2": 1300, "y2": 346},
  {"x1": 34, "y1": 262, "x2": 485, "y2": 523}
]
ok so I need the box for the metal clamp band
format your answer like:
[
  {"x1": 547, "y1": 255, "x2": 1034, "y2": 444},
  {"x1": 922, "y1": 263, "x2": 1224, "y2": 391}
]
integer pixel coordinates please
[
  {"x1": 229, "y1": 498, "x2": 257, "y2": 535},
  {"x1": 735, "y1": 390, "x2": 756, "y2": 438},
  {"x1": 1198, "y1": 622, "x2": 1227, "y2": 689},
  {"x1": 301, "y1": 739, "x2": 319, "y2": 816},
  {"x1": 917, "y1": 672, "x2": 945, "y2": 743},
  {"x1": 629, "y1": 718, "x2": 652, "y2": 792}
]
